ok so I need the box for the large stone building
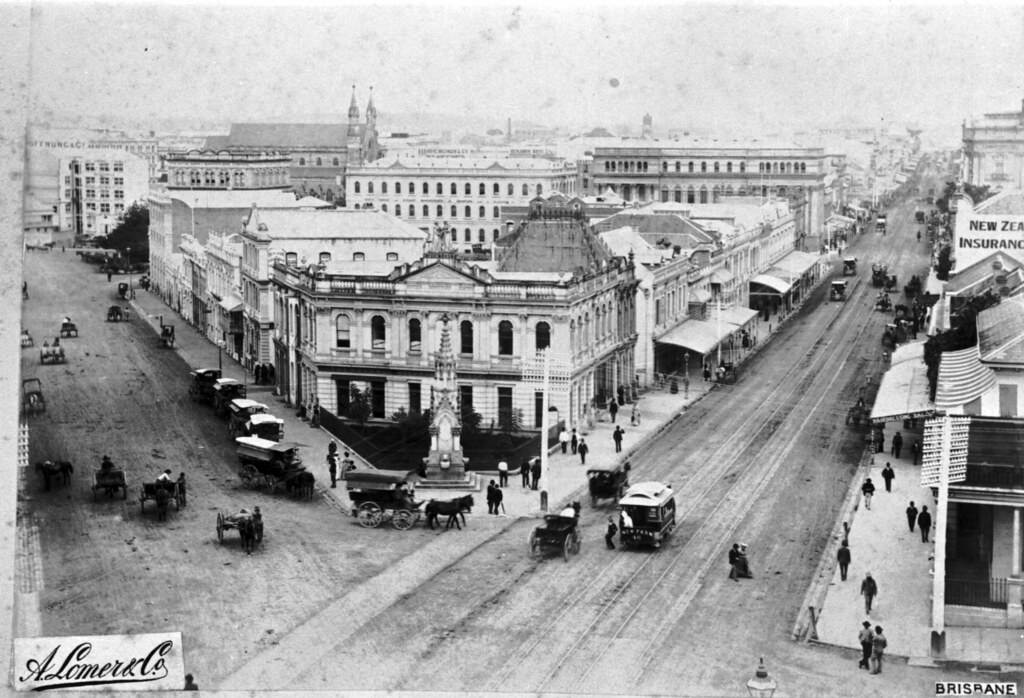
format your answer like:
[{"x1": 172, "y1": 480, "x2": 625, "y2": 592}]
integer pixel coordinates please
[
  {"x1": 58, "y1": 151, "x2": 150, "y2": 237},
  {"x1": 205, "y1": 87, "x2": 381, "y2": 202},
  {"x1": 164, "y1": 150, "x2": 292, "y2": 192},
  {"x1": 343, "y1": 155, "x2": 578, "y2": 247},
  {"x1": 587, "y1": 142, "x2": 833, "y2": 250},
  {"x1": 269, "y1": 197, "x2": 638, "y2": 431},
  {"x1": 962, "y1": 98, "x2": 1024, "y2": 189}
]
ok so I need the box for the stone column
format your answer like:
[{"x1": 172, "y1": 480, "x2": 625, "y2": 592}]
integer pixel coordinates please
[{"x1": 1009, "y1": 507, "x2": 1023, "y2": 628}]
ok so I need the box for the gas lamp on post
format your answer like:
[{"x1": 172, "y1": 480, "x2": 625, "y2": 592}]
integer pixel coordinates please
[{"x1": 745, "y1": 657, "x2": 777, "y2": 698}]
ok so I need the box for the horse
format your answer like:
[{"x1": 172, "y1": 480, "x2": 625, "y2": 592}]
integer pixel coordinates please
[
  {"x1": 154, "y1": 487, "x2": 171, "y2": 522},
  {"x1": 425, "y1": 494, "x2": 474, "y2": 531},
  {"x1": 238, "y1": 512, "x2": 263, "y2": 555},
  {"x1": 36, "y1": 460, "x2": 73, "y2": 491},
  {"x1": 287, "y1": 471, "x2": 315, "y2": 501}
]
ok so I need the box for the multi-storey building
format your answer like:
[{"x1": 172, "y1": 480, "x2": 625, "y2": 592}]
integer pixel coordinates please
[
  {"x1": 343, "y1": 155, "x2": 578, "y2": 247},
  {"x1": 962, "y1": 98, "x2": 1024, "y2": 189},
  {"x1": 587, "y1": 142, "x2": 832, "y2": 248},
  {"x1": 164, "y1": 150, "x2": 292, "y2": 192},
  {"x1": 58, "y1": 151, "x2": 149, "y2": 237},
  {"x1": 205, "y1": 87, "x2": 380, "y2": 202},
  {"x1": 205, "y1": 232, "x2": 245, "y2": 359},
  {"x1": 269, "y1": 198, "x2": 638, "y2": 430}
]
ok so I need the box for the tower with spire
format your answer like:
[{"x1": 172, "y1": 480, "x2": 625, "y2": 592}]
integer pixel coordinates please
[
  {"x1": 365, "y1": 87, "x2": 377, "y2": 130},
  {"x1": 347, "y1": 85, "x2": 360, "y2": 126},
  {"x1": 422, "y1": 314, "x2": 470, "y2": 481}
]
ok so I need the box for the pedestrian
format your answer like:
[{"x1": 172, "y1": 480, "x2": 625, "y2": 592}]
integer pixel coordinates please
[
  {"x1": 891, "y1": 431, "x2": 903, "y2": 458},
  {"x1": 630, "y1": 403, "x2": 640, "y2": 426},
  {"x1": 493, "y1": 483, "x2": 503, "y2": 514},
  {"x1": 728, "y1": 543, "x2": 740, "y2": 581},
  {"x1": 486, "y1": 480, "x2": 498, "y2": 514},
  {"x1": 311, "y1": 399, "x2": 320, "y2": 428},
  {"x1": 605, "y1": 516, "x2": 618, "y2": 549},
  {"x1": 703, "y1": 364, "x2": 711, "y2": 382},
  {"x1": 861, "y1": 572, "x2": 878, "y2": 614},
  {"x1": 578, "y1": 438, "x2": 589, "y2": 465},
  {"x1": 497, "y1": 457, "x2": 509, "y2": 487},
  {"x1": 107, "y1": 269, "x2": 112, "y2": 282},
  {"x1": 911, "y1": 439, "x2": 921, "y2": 464},
  {"x1": 881, "y1": 463, "x2": 895, "y2": 493},
  {"x1": 608, "y1": 399, "x2": 619, "y2": 423},
  {"x1": 520, "y1": 459, "x2": 530, "y2": 488},
  {"x1": 558, "y1": 427, "x2": 569, "y2": 454},
  {"x1": 570, "y1": 428, "x2": 578, "y2": 454},
  {"x1": 255, "y1": 364, "x2": 264, "y2": 385},
  {"x1": 612, "y1": 426, "x2": 624, "y2": 453},
  {"x1": 530, "y1": 457, "x2": 541, "y2": 490},
  {"x1": 869, "y1": 625, "x2": 887, "y2": 674},
  {"x1": 861, "y1": 477, "x2": 876, "y2": 510},
  {"x1": 837, "y1": 540, "x2": 851, "y2": 581},
  {"x1": 906, "y1": 501, "x2": 918, "y2": 532},
  {"x1": 857, "y1": 621, "x2": 874, "y2": 669},
  {"x1": 327, "y1": 452, "x2": 338, "y2": 488},
  {"x1": 184, "y1": 673, "x2": 199, "y2": 691},
  {"x1": 875, "y1": 426, "x2": 885, "y2": 453},
  {"x1": 918, "y1": 505, "x2": 932, "y2": 542}
]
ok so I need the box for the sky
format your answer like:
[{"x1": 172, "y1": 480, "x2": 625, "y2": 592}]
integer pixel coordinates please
[{"x1": 21, "y1": 2, "x2": 1024, "y2": 138}]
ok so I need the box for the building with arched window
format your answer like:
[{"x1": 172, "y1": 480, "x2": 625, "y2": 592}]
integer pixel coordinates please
[{"x1": 269, "y1": 198, "x2": 638, "y2": 433}]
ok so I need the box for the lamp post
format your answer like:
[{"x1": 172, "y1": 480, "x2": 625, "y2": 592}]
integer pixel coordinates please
[
  {"x1": 216, "y1": 338, "x2": 224, "y2": 373},
  {"x1": 682, "y1": 351, "x2": 690, "y2": 397},
  {"x1": 745, "y1": 657, "x2": 777, "y2": 698},
  {"x1": 522, "y1": 348, "x2": 571, "y2": 512},
  {"x1": 126, "y1": 246, "x2": 132, "y2": 299}
]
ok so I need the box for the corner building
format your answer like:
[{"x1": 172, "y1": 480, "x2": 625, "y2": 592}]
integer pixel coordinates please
[{"x1": 270, "y1": 198, "x2": 638, "y2": 431}]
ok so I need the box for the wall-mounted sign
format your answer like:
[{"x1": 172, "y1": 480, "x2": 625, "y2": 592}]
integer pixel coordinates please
[{"x1": 953, "y1": 213, "x2": 1024, "y2": 270}]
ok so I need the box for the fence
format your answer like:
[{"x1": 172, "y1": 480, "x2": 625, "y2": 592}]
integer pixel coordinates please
[{"x1": 945, "y1": 577, "x2": 1008, "y2": 609}]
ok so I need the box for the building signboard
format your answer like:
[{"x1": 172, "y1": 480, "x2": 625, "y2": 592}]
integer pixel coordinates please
[{"x1": 953, "y1": 212, "x2": 1024, "y2": 269}]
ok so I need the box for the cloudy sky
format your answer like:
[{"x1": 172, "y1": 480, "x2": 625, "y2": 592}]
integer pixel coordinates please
[{"x1": 22, "y1": 3, "x2": 1024, "y2": 137}]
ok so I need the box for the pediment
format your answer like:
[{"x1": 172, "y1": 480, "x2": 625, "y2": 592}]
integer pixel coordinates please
[{"x1": 400, "y1": 262, "x2": 483, "y2": 287}]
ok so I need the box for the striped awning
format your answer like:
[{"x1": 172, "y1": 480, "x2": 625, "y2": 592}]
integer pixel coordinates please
[
  {"x1": 870, "y1": 360, "x2": 935, "y2": 423},
  {"x1": 934, "y1": 345, "x2": 997, "y2": 410},
  {"x1": 710, "y1": 268, "x2": 735, "y2": 285},
  {"x1": 749, "y1": 273, "x2": 791, "y2": 294},
  {"x1": 657, "y1": 318, "x2": 731, "y2": 355}
]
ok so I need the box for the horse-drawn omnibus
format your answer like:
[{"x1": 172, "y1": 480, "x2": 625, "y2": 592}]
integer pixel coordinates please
[
  {"x1": 346, "y1": 470, "x2": 423, "y2": 529},
  {"x1": 618, "y1": 481, "x2": 677, "y2": 549}
]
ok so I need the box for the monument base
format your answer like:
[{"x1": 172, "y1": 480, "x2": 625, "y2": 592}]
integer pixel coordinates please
[{"x1": 416, "y1": 471, "x2": 480, "y2": 491}]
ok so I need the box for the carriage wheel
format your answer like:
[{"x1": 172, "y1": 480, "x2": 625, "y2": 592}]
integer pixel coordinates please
[
  {"x1": 392, "y1": 509, "x2": 415, "y2": 531},
  {"x1": 529, "y1": 529, "x2": 540, "y2": 558},
  {"x1": 570, "y1": 531, "x2": 581, "y2": 556},
  {"x1": 216, "y1": 513, "x2": 225, "y2": 542},
  {"x1": 562, "y1": 534, "x2": 572, "y2": 562},
  {"x1": 122, "y1": 481, "x2": 128, "y2": 499},
  {"x1": 255, "y1": 521, "x2": 264, "y2": 543},
  {"x1": 357, "y1": 502, "x2": 383, "y2": 528}
]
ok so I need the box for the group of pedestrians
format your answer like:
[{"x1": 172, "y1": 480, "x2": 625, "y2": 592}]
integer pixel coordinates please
[{"x1": 857, "y1": 620, "x2": 888, "y2": 674}]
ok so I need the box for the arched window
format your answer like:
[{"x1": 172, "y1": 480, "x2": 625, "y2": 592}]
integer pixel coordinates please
[
  {"x1": 699, "y1": 186, "x2": 708, "y2": 203},
  {"x1": 422, "y1": 205, "x2": 429, "y2": 216},
  {"x1": 714, "y1": 162, "x2": 720, "y2": 173},
  {"x1": 333, "y1": 157, "x2": 340, "y2": 166},
  {"x1": 478, "y1": 182, "x2": 485, "y2": 195},
  {"x1": 739, "y1": 161, "x2": 746, "y2": 173},
  {"x1": 381, "y1": 203, "x2": 388, "y2": 213},
  {"x1": 386, "y1": 252, "x2": 398, "y2": 261},
  {"x1": 460, "y1": 320, "x2": 473, "y2": 354},
  {"x1": 536, "y1": 183, "x2": 543, "y2": 195},
  {"x1": 687, "y1": 186, "x2": 695, "y2": 204},
  {"x1": 498, "y1": 320, "x2": 513, "y2": 356},
  {"x1": 522, "y1": 183, "x2": 528, "y2": 196},
  {"x1": 478, "y1": 229, "x2": 486, "y2": 242},
  {"x1": 368, "y1": 182, "x2": 374, "y2": 194},
  {"x1": 674, "y1": 186, "x2": 682, "y2": 203},
  {"x1": 299, "y1": 158, "x2": 306, "y2": 166},
  {"x1": 408, "y1": 318, "x2": 421, "y2": 352},
  {"x1": 451, "y1": 182, "x2": 457, "y2": 195},
  {"x1": 335, "y1": 315, "x2": 351, "y2": 348},
  {"x1": 464, "y1": 206, "x2": 471, "y2": 218},
  {"x1": 422, "y1": 182, "x2": 429, "y2": 194},
  {"x1": 316, "y1": 157, "x2": 322, "y2": 166},
  {"x1": 352, "y1": 252, "x2": 365, "y2": 261},
  {"x1": 371, "y1": 316, "x2": 386, "y2": 351},
  {"x1": 382, "y1": 182, "x2": 388, "y2": 194},
  {"x1": 688, "y1": 162, "x2": 694, "y2": 173},
  {"x1": 493, "y1": 182, "x2": 500, "y2": 195},
  {"x1": 479, "y1": 206, "x2": 486, "y2": 218},
  {"x1": 451, "y1": 228, "x2": 458, "y2": 242},
  {"x1": 437, "y1": 182, "x2": 443, "y2": 195},
  {"x1": 285, "y1": 252, "x2": 298, "y2": 266},
  {"x1": 354, "y1": 181, "x2": 361, "y2": 194},
  {"x1": 800, "y1": 162, "x2": 807, "y2": 173},
  {"x1": 536, "y1": 321, "x2": 550, "y2": 350},
  {"x1": 464, "y1": 228, "x2": 471, "y2": 241},
  {"x1": 675, "y1": 161, "x2": 681, "y2": 172},
  {"x1": 701, "y1": 161, "x2": 707, "y2": 173},
  {"x1": 464, "y1": 183, "x2": 471, "y2": 195},
  {"x1": 493, "y1": 206, "x2": 500, "y2": 218},
  {"x1": 437, "y1": 205, "x2": 443, "y2": 217},
  {"x1": 319, "y1": 252, "x2": 331, "y2": 264},
  {"x1": 493, "y1": 229, "x2": 500, "y2": 240},
  {"x1": 451, "y1": 205, "x2": 457, "y2": 218},
  {"x1": 395, "y1": 204, "x2": 401, "y2": 216},
  {"x1": 726, "y1": 162, "x2": 732, "y2": 173},
  {"x1": 508, "y1": 183, "x2": 514, "y2": 195}
]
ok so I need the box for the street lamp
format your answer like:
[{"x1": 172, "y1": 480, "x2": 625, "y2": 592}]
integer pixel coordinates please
[
  {"x1": 745, "y1": 657, "x2": 777, "y2": 698},
  {"x1": 126, "y1": 246, "x2": 132, "y2": 299},
  {"x1": 216, "y1": 338, "x2": 224, "y2": 373}
]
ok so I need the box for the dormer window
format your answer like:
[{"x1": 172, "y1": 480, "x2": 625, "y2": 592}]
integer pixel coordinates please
[
  {"x1": 285, "y1": 252, "x2": 298, "y2": 266},
  {"x1": 353, "y1": 252, "x2": 365, "y2": 261}
]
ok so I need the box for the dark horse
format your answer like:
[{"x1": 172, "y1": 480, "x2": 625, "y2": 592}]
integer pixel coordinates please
[
  {"x1": 238, "y1": 512, "x2": 264, "y2": 555},
  {"x1": 425, "y1": 494, "x2": 474, "y2": 530},
  {"x1": 36, "y1": 460, "x2": 73, "y2": 491},
  {"x1": 286, "y1": 471, "x2": 315, "y2": 501},
  {"x1": 154, "y1": 487, "x2": 171, "y2": 522}
]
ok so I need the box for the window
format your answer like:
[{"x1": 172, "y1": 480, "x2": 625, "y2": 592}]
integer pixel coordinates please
[
  {"x1": 371, "y1": 316, "x2": 386, "y2": 351},
  {"x1": 675, "y1": 161, "x2": 681, "y2": 172},
  {"x1": 451, "y1": 205, "x2": 457, "y2": 218},
  {"x1": 381, "y1": 203, "x2": 388, "y2": 213},
  {"x1": 493, "y1": 182, "x2": 500, "y2": 195},
  {"x1": 98, "y1": 162, "x2": 109, "y2": 172},
  {"x1": 508, "y1": 183, "x2": 514, "y2": 195},
  {"x1": 479, "y1": 183, "x2": 485, "y2": 195},
  {"x1": 536, "y1": 321, "x2": 550, "y2": 350},
  {"x1": 395, "y1": 182, "x2": 401, "y2": 194},
  {"x1": 497, "y1": 387, "x2": 513, "y2": 430},
  {"x1": 299, "y1": 158, "x2": 306, "y2": 166},
  {"x1": 713, "y1": 162, "x2": 719, "y2": 173},
  {"x1": 382, "y1": 182, "x2": 388, "y2": 194},
  {"x1": 498, "y1": 320, "x2": 513, "y2": 355},
  {"x1": 395, "y1": 204, "x2": 401, "y2": 216},
  {"x1": 491, "y1": 206, "x2": 499, "y2": 218},
  {"x1": 464, "y1": 206, "x2": 471, "y2": 218},
  {"x1": 422, "y1": 182, "x2": 429, "y2": 194},
  {"x1": 408, "y1": 382, "x2": 421, "y2": 415},
  {"x1": 336, "y1": 379, "x2": 350, "y2": 411},
  {"x1": 493, "y1": 229, "x2": 499, "y2": 240},
  {"x1": 386, "y1": 252, "x2": 399, "y2": 261},
  {"x1": 113, "y1": 162, "x2": 123, "y2": 172},
  {"x1": 100, "y1": 203, "x2": 110, "y2": 213},
  {"x1": 333, "y1": 157, "x2": 340, "y2": 166},
  {"x1": 85, "y1": 189, "x2": 95, "y2": 199},
  {"x1": 536, "y1": 184, "x2": 542, "y2": 195},
  {"x1": 674, "y1": 187, "x2": 682, "y2": 203},
  {"x1": 368, "y1": 181, "x2": 374, "y2": 194},
  {"x1": 352, "y1": 252, "x2": 365, "y2": 261},
  {"x1": 371, "y1": 380, "x2": 385, "y2": 418},
  {"x1": 101, "y1": 190, "x2": 110, "y2": 199},
  {"x1": 335, "y1": 315, "x2": 351, "y2": 348},
  {"x1": 113, "y1": 176, "x2": 123, "y2": 186},
  {"x1": 316, "y1": 157, "x2": 322, "y2": 166},
  {"x1": 408, "y1": 318, "x2": 421, "y2": 352},
  {"x1": 451, "y1": 229, "x2": 458, "y2": 242},
  {"x1": 464, "y1": 229, "x2": 471, "y2": 242},
  {"x1": 460, "y1": 320, "x2": 473, "y2": 354},
  {"x1": 84, "y1": 162, "x2": 95, "y2": 171},
  {"x1": 739, "y1": 162, "x2": 746, "y2": 173},
  {"x1": 436, "y1": 182, "x2": 443, "y2": 195},
  {"x1": 423, "y1": 205, "x2": 429, "y2": 216},
  {"x1": 688, "y1": 162, "x2": 694, "y2": 173},
  {"x1": 354, "y1": 181, "x2": 361, "y2": 194},
  {"x1": 478, "y1": 229, "x2": 486, "y2": 242},
  {"x1": 464, "y1": 183, "x2": 471, "y2": 195},
  {"x1": 285, "y1": 252, "x2": 298, "y2": 266},
  {"x1": 437, "y1": 205, "x2": 443, "y2": 217},
  {"x1": 319, "y1": 252, "x2": 331, "y2": 264},
  {"x1": 726, "y1": 162, "x2": 733, "y2": 173},
  {"x1": 522, "y1": 184, "x2": 528, "y2": 196},
  {"x1": 451, "y1": 182, "x2": 457, "y2": 195},
  {"x1": 479, "y1": 206, "x2": 485, "y2": 218}
]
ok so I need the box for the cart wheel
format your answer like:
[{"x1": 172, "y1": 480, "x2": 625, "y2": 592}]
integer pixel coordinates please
[
  {"x1": 121, "y1": 482, "x2": 127, "y2": 500},
  {"x1": 392, "y1": 509, "x2": 415, "y2": 531},
  {"x1": 357, "y1": 502, "x2": 383, "y2": 528},
  {"x1": 562, "y1": 534, "x2": 572, "y2": 562},
  {"x1": 529, "y1": 529, "x2": 539, "y2": 557},
  {"x1": 255, "y1": 521, "x2": 264, "y2": 543},
  {"x1": 216, "y1": 513, "x2": 224, "y2": 543},
  {"x1": 571, "y1": 531, "x2": 581, "y2": 555}
]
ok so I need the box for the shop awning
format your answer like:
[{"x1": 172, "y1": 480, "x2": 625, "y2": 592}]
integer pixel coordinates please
[
  {"x1": 826, "y1": 214, "x2": 856, "y2": 226},
  {"x1": 772, "y1": 250, "x2": 821, "y2": 277},
  {"x1": 218, "y1": 294, "x2": 243, "y2": 312},
  {"x1": 712, "y1": 305, "x2": 759, "y2": 328},
  {"x1": 750, "y1": 273, "x2": 791, "y2": 294},
  {"x1": 870, "y1": 360, "x2": 935, "y2": 423},
  {"x1": 891, "y1": 340, "x2": 926, "y2": 366},
  {"x1": 657, "y1": 319, "x2": 728, "y2": 355},
  {"x1": 709, "y1": 268, "x2": 735, "y2": 285},
  {"x1": 935, "y1": 345, "x2": 997, "y2": 410}
]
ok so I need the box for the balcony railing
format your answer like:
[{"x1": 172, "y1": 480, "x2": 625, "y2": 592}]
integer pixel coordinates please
[
  {"x1": 963, "y1": 465, "x2": 1024, "y2": 490},
  {"x1": 945, "y1": 577, "x2": 1008, "y2": 609}
]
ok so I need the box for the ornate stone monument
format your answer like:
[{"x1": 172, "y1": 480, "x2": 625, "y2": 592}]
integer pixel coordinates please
[{"x1": 422, "y1": 314, "x2": 470, "y2": 482}]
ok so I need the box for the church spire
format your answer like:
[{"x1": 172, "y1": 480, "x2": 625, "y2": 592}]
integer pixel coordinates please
[
  {"x1": 348, "y1": 84, "x2": 360, "y2": 123},
  {"x1": 366, "y1": 86, "x2": 377, "y2": 125}
]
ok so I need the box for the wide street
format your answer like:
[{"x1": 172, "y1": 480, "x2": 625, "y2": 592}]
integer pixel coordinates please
[{"x1": 16, "y1": 165, "x2": 982, "y2": 696}]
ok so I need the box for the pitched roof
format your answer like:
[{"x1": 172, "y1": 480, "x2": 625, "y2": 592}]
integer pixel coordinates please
[
  {"x1": 249, "y1": 208, "x2": 428, "y2": 240},
  {"x1": 216, "y1": 123, "x2": 350, "y2": 149},
  {"x1": 974, "y1": 188, "x2": 1024, "y2": 215},
  {"x1": 947, "y1": 252, "x2": 1023, "y2": 295},
  {"x1": 935, "y1": 345, "x2": 997, "y2": 410},
  {"x1": 977, "y1": 296, "x2": 1024, "y2": 364},
  {"x1": 496, "y1": 217, "x2": 613, "y2": 274}
]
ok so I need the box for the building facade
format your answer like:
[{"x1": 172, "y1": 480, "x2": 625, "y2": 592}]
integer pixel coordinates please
[
  {"x1": 165, "y1": 150, "x2": 293, "y2": 191},
  {"x1": 58, "y1": 152, "x2": 149, "y2": 237},
  {"x1": 962, "y1": 99, "x2": 1024, "y2": 189},
  {"x1": 343, "y1": 155, "x2": 578, "y2": 247}
]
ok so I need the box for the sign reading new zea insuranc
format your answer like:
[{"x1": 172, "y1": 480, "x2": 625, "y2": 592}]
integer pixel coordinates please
[
  {"x1": 13, "y1": 632, "x2": 185, "y2": 691},
  {"x1": 954, "y1": 213, "x2": 1024, "y2": 269}
]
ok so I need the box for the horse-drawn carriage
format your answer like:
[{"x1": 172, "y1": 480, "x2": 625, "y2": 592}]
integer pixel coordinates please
[
  {"x1": 106, "y1": 305, "x2": 130, "y2": 322},
  {"x1": 882, "y1": 323, "x2": 898, "y2": 349},
  {"x1": 871, "y1": 263, "x2": 888, "y2": 288},
  {"x1": 529, "y1": 503, "x2": 582, "y2": 561},
  {"x1": 874, "y1": 292, "x2": 892, "y2": 312},
  {"x1": 40, "y1": 342, "x2": 66, "y2": 364},
  {"x1": 884, "y1": 274, "x2": 898, "y2": 292},
  {"x1": 715, "y1": 362, "x2": 737, "y2": 384},
  {"x1": 59, "y1": 320, "x2": 78, "y2": 338},
  {"x1": 93, "y1": 467, "x2": 128, "y2": 500},
  {"x1": 212, "y1": 379, "x2": 247, "y2": 417},
  {"x1": 618, "y1": 481, "x2": 676, "y2": 549},
  {"x1": 21, "y1": 329, "x2": 33, "y2": 347},
  {"x1": 903, "y1": 275, "x2": 922, "y2": 298},
  {"x1": 842, "y1": 257, "x2": 857, "y2": 276},
  {"x1": 587, "y1": 461, "x2": 631, "y2": 507},
  {"x1": 830, "y1": 279, "x2": 848, "y2": 302},
  {"x1": 140, "y1": 475, "x2": 186, "y2": 519},
  {"x1": 227, "y1": 399, "x2": 269, "y2": 436},
  {"x1": 36, "y1": 460, "x2": 73, "y2": 491},
  {"x1": 346, "y1": 470, "x2": 423, "y2": 529},
  {"x1": 22, "y1": 378, "x2": 45, "y2": 415},
  {"x1": 245, "y1": 413, "x2": 284, "y2": 441},
  {"x1": 235, "y1": 436, "x2": 313, "y2": 497},
  {"x1": 216, "y1": 507, "x2": 264, "y2": 554},
  {"x1": 846, "y1": 402, "x2": 868, "y2": 427},
  {"x1": 160, "y1": 324, "x2": 175, "y2": 348},
  {"x1": 189, "y1": 368, "x2": 222, "y2": 404},
  {"x1": 117, "y1": 282, "x2": 130, "y2": 299}
]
